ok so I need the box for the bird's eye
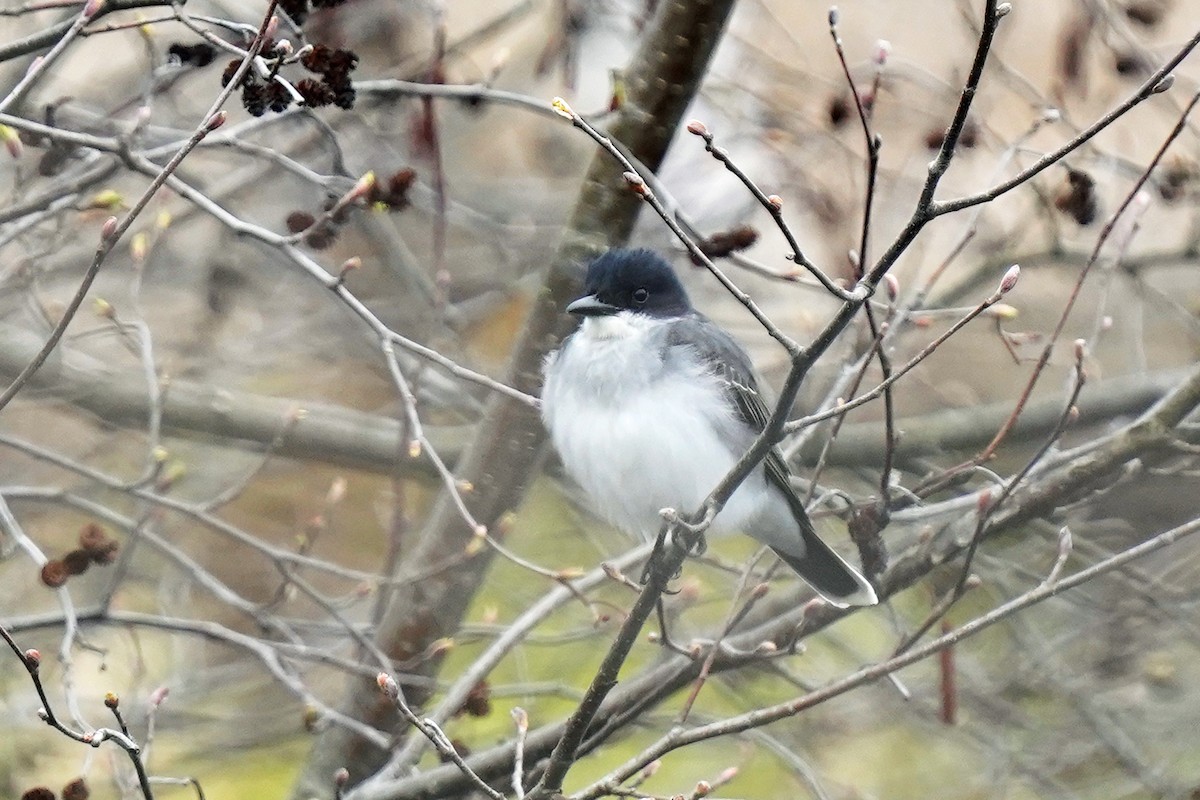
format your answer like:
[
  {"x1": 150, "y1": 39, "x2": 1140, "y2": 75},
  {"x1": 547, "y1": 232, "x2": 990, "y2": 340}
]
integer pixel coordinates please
[{"x1": 632, "y1": 288, "x2": 649, "y2": 304}]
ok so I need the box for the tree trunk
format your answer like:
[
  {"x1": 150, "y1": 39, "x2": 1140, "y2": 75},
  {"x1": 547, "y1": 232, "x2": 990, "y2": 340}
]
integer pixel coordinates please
[{"x1": 289, "y1": 1, "x2": 739, "y2": 796}]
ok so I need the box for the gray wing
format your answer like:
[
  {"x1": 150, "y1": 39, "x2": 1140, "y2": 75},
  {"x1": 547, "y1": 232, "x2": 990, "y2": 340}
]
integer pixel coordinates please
[
  {"x1": 663, "y1": 316, "x2": 799, "y2": 510},
  {"x1": 663, "y1": 315, "x2": 877, "y2": 605}
]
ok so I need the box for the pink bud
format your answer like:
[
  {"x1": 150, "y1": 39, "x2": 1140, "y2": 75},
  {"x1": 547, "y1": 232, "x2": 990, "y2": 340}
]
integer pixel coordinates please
[
  {"x1": 100, "y1": 216, "x2": 119, "y2": 242},
  {"x1": 24, "y1": 649, "x2": 41, "y2": 668},
  {"x1": 884, "y1": 273, "x2": 900, "y2": 301},
  {"x1": 205, "y1": 111, "x2": 227, "y2": 132},
  {"x1": 82, "y1": 0, "x2": 104, "y2": 19},
  {"x1": 149, "y1": 686, "x2": 169, "y2": 707},
  {"x1": 766, "y1": 194, "x2": 783, "y2": 211},
  {"x1": 801, "y1": 597, "x2": 827, "y2": 616},
  {"x1": 694, "y1": 780, "x2": 712, "y2": 797},
  {"x1": 874, "y1": 39, "x2": 892, "y2": 66},
  {"x1": 686, "y1": 120, "x2": 709, "y2": 137},
  {"x1": 349, "y1": 171, "x2": 377, "y2": 202},
  {"x1": 377, "y1": 672, "x2": 399, "y2": 697},
  {"x1": 998, "y1": 264, "x2": 1020, "y2": 294},
  {"x1": 334, "y1": 768, "x2": 349, "y2": 787}
]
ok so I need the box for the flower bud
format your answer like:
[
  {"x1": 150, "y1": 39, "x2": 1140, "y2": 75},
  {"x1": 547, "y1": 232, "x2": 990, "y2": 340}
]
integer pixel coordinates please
[
  {"x1": 130, "y1": 232, "x2": 148, "y2": 263},
  {"x1": 874, "y1": 39, "x2": 891, "y2": 66},
  {"x1": 376, "y1": 672, "x2": 399, "y2": 697},
  {"x1": 989, "y1": 303, "x2": 1018, "y2": 320},
  {"x1": 91, "y1": 190, "x2": 123, "y2": 210},
  {"x1": 551, "y1": 96, "x2": 574, "y2": 119},
  {"x1": 998, "y1": 264, "x2": 1020, "y2": 294},
  {"x1": 0, "y1": 125, "x2": 22, "y2": 160},
  {"x1": 884, "y1": 273, "x2": 900, "y2": 301},
  {"x1": 349, "y1": 171, "x2": 376, "y2": 202}
]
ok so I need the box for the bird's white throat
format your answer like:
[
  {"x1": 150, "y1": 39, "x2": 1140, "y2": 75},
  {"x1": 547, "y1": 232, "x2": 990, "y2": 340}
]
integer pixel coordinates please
[{"x1": 579, "y1": 312, "x2": 654, "y2": 341}]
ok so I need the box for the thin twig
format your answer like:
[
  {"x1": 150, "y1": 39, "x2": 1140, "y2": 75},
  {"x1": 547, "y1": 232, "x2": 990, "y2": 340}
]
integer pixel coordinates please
[
  {"x1": 0, "y1": 1, "x2": 279, "y2": 413},
  {"x1": 574, "y1": 513, "x2": 1200, "y2": 796},
  {"x1": 377, "y1": 673, "x2": 505, "y2": 800}
]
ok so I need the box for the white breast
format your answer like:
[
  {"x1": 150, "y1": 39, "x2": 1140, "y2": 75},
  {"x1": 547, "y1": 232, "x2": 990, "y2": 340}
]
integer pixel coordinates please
[{"x1": 542, "y1": 314, "x2": 770, "y2": 540}]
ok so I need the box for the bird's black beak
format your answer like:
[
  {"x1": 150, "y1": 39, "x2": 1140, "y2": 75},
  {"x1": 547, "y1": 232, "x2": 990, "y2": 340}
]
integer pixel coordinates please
[{"x1": 566, "y1": 294, "x2": 619, "y2": 317}]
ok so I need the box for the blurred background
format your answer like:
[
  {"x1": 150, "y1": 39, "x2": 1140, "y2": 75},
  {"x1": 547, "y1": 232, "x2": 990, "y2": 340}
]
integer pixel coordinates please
[{"x1": 1, "y1": 0, "x2": 1200, "y2": 798}]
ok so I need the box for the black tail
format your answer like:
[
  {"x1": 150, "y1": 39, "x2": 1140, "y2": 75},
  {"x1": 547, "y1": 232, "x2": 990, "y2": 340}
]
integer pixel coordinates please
[{"x1": 771, "y1": 528, "x2": 877, "y2": 607}]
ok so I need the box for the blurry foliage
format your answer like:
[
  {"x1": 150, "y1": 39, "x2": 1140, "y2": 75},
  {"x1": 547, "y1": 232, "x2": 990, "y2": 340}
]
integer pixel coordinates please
[{"x1": 0, "y1": 0, "x2": 1199, "y2": 799}]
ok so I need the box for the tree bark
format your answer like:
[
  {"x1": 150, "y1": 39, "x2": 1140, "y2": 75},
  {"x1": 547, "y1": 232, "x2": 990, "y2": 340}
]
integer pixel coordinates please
[{"x1": 289, "y1": 1, "x2": 739, "y2": 797}]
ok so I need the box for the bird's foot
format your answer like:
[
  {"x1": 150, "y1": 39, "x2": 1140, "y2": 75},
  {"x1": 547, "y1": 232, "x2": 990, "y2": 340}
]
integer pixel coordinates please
[
  {"x1": 636, "y1": 509, "x2": 710, "y2": 584},
  {"x1": 659, "y1": 507, "x2": 710, "y2": 557}
]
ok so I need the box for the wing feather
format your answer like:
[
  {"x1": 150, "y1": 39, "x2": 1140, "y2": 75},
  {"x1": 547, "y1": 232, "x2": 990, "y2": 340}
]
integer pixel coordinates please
[{"x1": 663, "y1": 316, "x2": 801, "y2": 514}]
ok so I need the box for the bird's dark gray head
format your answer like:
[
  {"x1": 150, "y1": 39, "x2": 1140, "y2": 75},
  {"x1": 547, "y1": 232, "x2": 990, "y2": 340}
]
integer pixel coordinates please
[{"x1": 567, "y1": 248, "x2": 692, "y2": 319}]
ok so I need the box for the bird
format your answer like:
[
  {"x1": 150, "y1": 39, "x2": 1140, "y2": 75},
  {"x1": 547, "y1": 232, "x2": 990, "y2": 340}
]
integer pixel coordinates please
[{"x1": 540, "y1": 248, "x2": 877, "y2": 607}]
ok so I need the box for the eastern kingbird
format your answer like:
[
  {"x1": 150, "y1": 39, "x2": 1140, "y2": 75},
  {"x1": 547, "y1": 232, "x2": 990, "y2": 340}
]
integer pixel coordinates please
[{"x1": 541, "y1": 248, "x2": 877, "y2": 607}]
